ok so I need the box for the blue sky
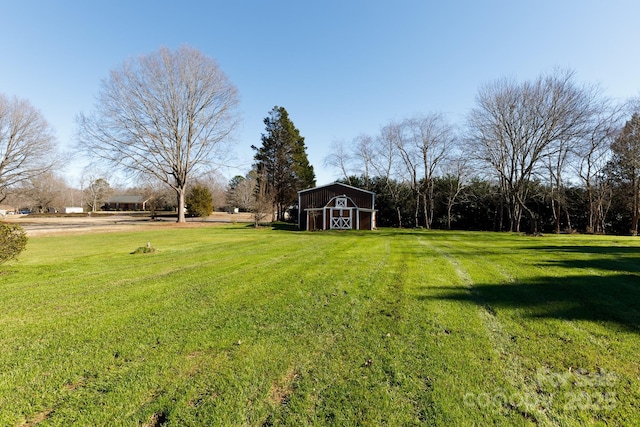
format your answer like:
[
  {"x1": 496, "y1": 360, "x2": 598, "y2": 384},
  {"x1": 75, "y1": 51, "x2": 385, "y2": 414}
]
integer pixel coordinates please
[{"x1": 2, "y1": 1, "x2": 639, "y2": 186}]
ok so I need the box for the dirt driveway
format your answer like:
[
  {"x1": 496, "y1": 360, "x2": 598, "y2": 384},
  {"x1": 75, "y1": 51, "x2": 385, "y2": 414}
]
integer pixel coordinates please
[{"x1": 3, "y1": 212, "x2": 254, "y2": 236}]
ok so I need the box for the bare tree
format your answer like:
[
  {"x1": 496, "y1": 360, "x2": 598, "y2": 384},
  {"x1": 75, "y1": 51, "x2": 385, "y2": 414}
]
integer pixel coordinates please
[
  {"x1": 353, "y1": 134, "x2": 375, "y2": 188},
  {"x1": 609, "y1": 113, "x2": 640, "y2": 235},
  {"x1": 544, "y1": 138, "x2": 574, "y2": 233},
  {"x1": 544, "y1": 85, "x2": 605, "y2": 233},
  {"x1": 323, "y1": 139, "x2": 353, "y2": 184},
  {"x1": 76, "y1": 45, "x2": 240, "y2": 223},
  {"x1": 138, "y1": 177, "x2": 171, "y2": 219},
  {"x1": 80, "y1": 167, "x2": 109, "y2": 212},
  {"x1": 406, "y1": 114, "x2": 453, "y2": 229},
  {"x1": 575, "y1": 101, "x2": 622, "y2": 233},
  {"x1": 227, "y1": 170, "x2": 258, "y2": 211},
  {"x1": 253, "y1": 167, "x2": 274, "y2": 227},
  {"x1": 468, "y1": 69, "x2": 595, "y2": 233},
  {"x1": 83, "y1": 177, "x2": 112, "y2": 212},
  {"x1": 0, "y1": 94, "x2": 58, "y2": 203},
  {"x1": 60, "y1": 182, "x2": 84, "y2": 209},
  {"x1": 627, "y1": 95, "x2": 640, "y2": 115},
  {"x1": 440, "y1": 155, "x2": 471, "y2": 230},
  {"x1": 392, "y1": 120, "x2": 422, "y2": 228},
  {"x1": 195, "y1": 170, "x2": 228, "y2": 212},
  {"x1": 373, "y1": 123, "x2": 405, "y2": 227},
  {"x1": 22, "y1": 171, "x2": 68, "y2": 213}
]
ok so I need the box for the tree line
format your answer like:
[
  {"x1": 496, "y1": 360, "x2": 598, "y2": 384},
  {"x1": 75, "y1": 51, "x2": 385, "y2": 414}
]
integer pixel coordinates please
[
  {"x1": 324, "y1": 70, "x2": 640, "y2": 235},
  {"x1": 2, "y1": 44, "x2": 640, "y2": 235}
]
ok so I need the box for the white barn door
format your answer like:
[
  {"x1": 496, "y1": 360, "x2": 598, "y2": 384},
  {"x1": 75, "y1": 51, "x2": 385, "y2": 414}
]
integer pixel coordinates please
[{"x1": 330, "y1": 198, "x2": 352, "y2": 229}]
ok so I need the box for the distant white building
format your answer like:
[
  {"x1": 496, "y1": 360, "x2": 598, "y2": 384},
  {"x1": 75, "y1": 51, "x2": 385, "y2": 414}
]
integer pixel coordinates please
[
  {"x1": 0, "y1": 205, "x2": 16, "y2": 216},
  {"x1": 64, "y1": 207, "x2": 84, "y2": 214}
]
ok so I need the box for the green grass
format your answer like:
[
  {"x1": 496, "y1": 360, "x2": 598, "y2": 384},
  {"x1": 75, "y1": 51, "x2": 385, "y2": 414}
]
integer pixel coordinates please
[{"x1": 1, "y1": 226, "x2": 639, "y2": 426}]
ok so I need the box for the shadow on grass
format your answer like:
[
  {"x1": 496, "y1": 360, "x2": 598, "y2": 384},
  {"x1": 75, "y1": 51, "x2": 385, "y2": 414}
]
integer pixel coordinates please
[
  {"x1": 271, "y1": 222, "x2": 301, "y2": 232},
  {"x1": 424, "y1": 244, "x2": 640, "y2": 333},
  {"x1": 530, "y1": 245, "x2": 640, "y2": 255},
  {"x1": 423, "y1": 273, "x2": 640, "y2": 332},
  {"x1": 239, "y1": 222, "x2": 303, "y2": 231},
  {"x1": 529, "y1": 245, "x2": 640, "y2": 274}
]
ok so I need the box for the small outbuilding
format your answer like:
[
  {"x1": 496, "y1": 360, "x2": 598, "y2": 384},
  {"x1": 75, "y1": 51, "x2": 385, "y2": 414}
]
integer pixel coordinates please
[
  {"x1": 64, "y1": 207, "x2": 84, "y2": 214},
  {"x1": 298, "y1": 182, "x2": 376, "y2": 231}
]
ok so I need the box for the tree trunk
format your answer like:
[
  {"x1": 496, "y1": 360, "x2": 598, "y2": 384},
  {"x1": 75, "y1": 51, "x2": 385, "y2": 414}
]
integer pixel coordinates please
[
  {"x1": 414, "y1": 188, "x2": 420, "y2": 228},
  {"x1": 422, "y1": 192, "x2": 428, "y2": 230},
  {"x1": 586, "y1": 181, "x2": 594, "y2": 233},
  {"x1": 177, "y1": 189, "x2": 186, "y2": 223},
  {"x1": 427, "y1": 186, "x2": 435, "y2": 229},
  {"x1": 564, "y1": 205, "x2": 573, "y2": 233},
  {"x1": 518, "y1": 197, "x2": 537, "y2": 235},
  {"x1": 633, "y1": 175, "x2": 639, "y2": 236},
  {"x1": 509, "y1": 201, "x2": 520, "y2": 233},
  {"x1": 632, "y1": 198, "x2": 639, "y2": 236},
  {"x1": 524, "y1": 205, "x2": 537, "y2": 234},
  {"x1": 551, "y1": 196, "x2": 561, "y2": 234},
  {"x1": 497, "y1": 196, "x2": 504, "y2": 232}
]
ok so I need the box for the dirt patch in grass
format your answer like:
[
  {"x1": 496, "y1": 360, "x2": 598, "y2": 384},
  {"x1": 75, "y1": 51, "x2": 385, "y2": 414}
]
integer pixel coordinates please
[
  {"x1": 143, "y1": 411, "x2": 168, "y2": 427},
  {"x1": 269, "y1": 367, "x2": 299, "y2": 406},
  {"x1": 20, "y1": 408, "x2": 54, "y2": 426}
]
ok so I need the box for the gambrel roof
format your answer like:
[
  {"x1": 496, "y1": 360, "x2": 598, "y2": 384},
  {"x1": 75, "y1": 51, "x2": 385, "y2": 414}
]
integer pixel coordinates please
[
  {"x1": 298, "y1": 182, "x2": 375, "y2": 210},
  {"x1": 298, "y1": 181, "x2": 375, "y2": 196}
]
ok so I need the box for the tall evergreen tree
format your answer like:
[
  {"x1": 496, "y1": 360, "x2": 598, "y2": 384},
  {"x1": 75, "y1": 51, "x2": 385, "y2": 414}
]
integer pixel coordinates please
[{"x1": 252, "y1": 106, "x2": 315, "y2": 221}]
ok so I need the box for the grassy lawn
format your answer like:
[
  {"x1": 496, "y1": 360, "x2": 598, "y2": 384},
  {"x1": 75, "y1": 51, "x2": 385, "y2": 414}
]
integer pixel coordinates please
[{"x1": 1, "y1": 226, "x2": 639, "y2": 426}]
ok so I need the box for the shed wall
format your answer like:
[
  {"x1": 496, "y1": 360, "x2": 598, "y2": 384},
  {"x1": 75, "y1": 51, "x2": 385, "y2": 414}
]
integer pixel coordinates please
[{"x1": 298, "y1": 183, "x2": 375, "y2": 230}]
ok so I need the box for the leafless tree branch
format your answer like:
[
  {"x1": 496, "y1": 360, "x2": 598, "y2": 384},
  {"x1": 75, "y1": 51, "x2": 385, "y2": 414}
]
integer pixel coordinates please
[{"x1": 76, "y1": 45, "x2": 240, "y2": 222}]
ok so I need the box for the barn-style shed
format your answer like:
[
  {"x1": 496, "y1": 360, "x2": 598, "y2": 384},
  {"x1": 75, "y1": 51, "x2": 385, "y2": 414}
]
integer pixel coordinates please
[{"x1": 298, "y1": 182, "x2": 376, "y2": 231}]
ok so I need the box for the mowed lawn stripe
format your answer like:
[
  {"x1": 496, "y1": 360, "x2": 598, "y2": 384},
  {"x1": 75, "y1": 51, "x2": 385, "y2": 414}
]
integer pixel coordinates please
[
  {"x1": 1, "y1": 227, "x2": 638, "y2": 425},
  {"x1": 1, "y1": 228, "x2": 340, "y2": 424},
  {"x1": 2, "y1": 228, "x2": 405, "y2": 425},
  {"x1": 413, "y1": 232, "x2": 542, "y2": 425},
  {"x1": 426, "y1": 232, "x2": 640, "y2": 426}
]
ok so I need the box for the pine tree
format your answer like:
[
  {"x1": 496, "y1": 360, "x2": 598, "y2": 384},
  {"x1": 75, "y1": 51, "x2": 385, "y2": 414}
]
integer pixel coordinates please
[
  {"x1": 186, "y1": 184, "x2": 214, "y2": 217},
  {"x1": 252, "y1": 106, "x2": 315, "y2": 221}
]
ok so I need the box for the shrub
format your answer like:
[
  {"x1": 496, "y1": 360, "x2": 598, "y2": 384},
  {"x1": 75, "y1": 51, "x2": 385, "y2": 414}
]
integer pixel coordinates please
[
  {"x1": 0, "y1": 222, "x2": 27, "y2": 265},
  {"x1": 131, "y1": 247, "x2": 156, "y2": 254},
  {"x1": 186, "y1": 185, "x2": 213, "y2": 217}
]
